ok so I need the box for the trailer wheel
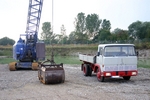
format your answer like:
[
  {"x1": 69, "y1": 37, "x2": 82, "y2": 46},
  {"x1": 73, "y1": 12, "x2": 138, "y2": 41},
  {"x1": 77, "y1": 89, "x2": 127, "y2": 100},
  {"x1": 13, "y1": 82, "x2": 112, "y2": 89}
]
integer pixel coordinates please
[
  {"x1": 83, "y1": 64, "x2": 89, "y2": 76},
  {"x1": 96, "y1": 68, "x2": 104, "y2": 82},
  {"x1": 123, "y1": 76, "x2": 131, "y2": 80}
]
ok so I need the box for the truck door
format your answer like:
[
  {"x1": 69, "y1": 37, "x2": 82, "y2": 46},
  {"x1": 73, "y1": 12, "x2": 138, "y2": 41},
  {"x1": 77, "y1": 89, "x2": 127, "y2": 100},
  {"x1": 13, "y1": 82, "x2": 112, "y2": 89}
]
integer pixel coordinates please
[{"x1": 96, "y1": 47, "x2": 103, "y2": 68}]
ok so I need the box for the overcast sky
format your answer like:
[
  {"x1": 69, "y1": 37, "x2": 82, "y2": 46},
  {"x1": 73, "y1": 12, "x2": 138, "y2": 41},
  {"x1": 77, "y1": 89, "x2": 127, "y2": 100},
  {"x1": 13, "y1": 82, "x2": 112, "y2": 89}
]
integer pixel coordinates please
[{"x1": 0, "y1": 0, "x2": 150, "y2": 41}]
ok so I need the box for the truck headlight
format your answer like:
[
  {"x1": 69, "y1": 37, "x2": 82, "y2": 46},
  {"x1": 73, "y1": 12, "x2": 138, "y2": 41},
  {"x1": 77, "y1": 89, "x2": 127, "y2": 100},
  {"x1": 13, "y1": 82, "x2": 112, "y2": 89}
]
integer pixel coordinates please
[
  {"x1": 132, "y1": 72, "x2": 137, "y2": 75},
  {"x1": 106, "y1": 73, "x2": 111, "y2": 76}
]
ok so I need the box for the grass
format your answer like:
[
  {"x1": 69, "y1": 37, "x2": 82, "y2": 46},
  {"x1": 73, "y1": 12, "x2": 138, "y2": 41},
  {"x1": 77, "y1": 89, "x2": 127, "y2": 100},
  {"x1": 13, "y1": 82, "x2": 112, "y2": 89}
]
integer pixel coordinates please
[
  {"x1": 0, "y1": 56, "x2": 82, "y2": 64},
  {"x1": 2, "y1": 56, "x2": 150, "y2": 69},
  {"x1": 0, "y1": 58, "x2": 16, "y2": 64},
  {"x1": 49, "y1": 56, "x2": 82, "y2": 64},
  {"x1": 0, "y1": 45, "x2": 150, "y2": 68},
  {"x1": 137, "y1": 58, "x2": 150, "y2": 68}
]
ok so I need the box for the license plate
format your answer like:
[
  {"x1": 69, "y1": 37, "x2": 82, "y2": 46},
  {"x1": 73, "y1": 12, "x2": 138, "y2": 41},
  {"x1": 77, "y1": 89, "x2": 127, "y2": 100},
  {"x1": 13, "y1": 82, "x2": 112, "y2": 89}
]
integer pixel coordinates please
[{"x1": 111, "y1": 76, "x2": 120, "y2": 78}]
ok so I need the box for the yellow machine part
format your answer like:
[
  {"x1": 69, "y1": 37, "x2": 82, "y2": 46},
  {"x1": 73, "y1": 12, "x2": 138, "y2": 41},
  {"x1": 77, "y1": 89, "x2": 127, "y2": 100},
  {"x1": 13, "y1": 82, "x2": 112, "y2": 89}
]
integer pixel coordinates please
[
  {"x1": 9, "y1": 62, "x2": 17, "y2": 71},
  {"x1": 32, "y1": 62, "x2": 39, "y2": 70}
]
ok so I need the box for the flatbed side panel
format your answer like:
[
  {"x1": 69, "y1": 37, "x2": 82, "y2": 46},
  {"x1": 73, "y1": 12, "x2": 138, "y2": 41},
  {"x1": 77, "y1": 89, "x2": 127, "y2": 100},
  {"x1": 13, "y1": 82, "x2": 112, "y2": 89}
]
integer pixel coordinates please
[{"x1": 79, "y1": 54, "x2": 94, "y2": 63}]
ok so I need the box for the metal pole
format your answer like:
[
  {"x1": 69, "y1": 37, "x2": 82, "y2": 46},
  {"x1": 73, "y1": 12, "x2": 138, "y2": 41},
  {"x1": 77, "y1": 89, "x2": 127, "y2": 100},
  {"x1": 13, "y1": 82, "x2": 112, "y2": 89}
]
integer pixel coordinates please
[{"x1": 52, "y1": 0, "x2": 53, "y2": 33}]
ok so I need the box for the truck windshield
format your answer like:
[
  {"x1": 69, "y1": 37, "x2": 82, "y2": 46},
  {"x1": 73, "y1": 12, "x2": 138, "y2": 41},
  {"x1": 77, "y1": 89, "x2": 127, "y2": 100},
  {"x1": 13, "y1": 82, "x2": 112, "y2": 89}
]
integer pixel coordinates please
[{"x1": 104, "y1": 45, "x2": 136, "y2": 57}]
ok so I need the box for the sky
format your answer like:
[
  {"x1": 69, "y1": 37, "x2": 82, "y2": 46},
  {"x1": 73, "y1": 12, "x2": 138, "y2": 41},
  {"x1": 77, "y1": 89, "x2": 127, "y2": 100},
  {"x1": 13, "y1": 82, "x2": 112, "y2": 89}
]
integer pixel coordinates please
[{"x1": 0, "y1": 0, "x2": 150, "y2": 42}]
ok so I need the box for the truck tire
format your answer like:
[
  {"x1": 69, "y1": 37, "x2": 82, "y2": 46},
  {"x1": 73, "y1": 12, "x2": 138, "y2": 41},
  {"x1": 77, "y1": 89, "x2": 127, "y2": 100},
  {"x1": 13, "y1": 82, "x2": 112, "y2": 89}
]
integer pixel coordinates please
[
  {"x1": 123, "y1": 76, "x2": 131, "y2": 80},
  {"x1": 87, "y1": 64, "x2": 92, "y2": 76},
  {"x1": 83, "y1": 64, "x2": 89, "y2": 76},
  {"x1": 96, "y1": 68, "x2": 104, "y2": 82}
]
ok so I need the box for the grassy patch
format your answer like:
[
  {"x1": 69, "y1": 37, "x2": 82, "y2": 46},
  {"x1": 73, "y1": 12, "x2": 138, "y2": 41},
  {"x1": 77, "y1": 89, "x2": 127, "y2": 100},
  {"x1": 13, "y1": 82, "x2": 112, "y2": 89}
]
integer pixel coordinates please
[
  {"x1": 0, "y1": 56, "x2": 82, "y2": 64},
  {"x1": 0, "y1": 58, "x2": 15, "y2": 64},
  {"x1": 138, "y1": 59, "x2": 150, "y2": 68},
  {"x1": 1, "y1": 56, "x2": 150, "y2": 69},
  {"x1": 46, "y1": 56, "x2": 82, "y2": 64}
]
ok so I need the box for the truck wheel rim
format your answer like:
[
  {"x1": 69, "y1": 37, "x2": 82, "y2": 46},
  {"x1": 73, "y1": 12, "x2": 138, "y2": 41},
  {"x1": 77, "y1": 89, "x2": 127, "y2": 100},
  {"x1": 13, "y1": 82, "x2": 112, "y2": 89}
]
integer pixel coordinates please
[{"x1": 97, "y1": 72, "x2": 101, "y2": 79}]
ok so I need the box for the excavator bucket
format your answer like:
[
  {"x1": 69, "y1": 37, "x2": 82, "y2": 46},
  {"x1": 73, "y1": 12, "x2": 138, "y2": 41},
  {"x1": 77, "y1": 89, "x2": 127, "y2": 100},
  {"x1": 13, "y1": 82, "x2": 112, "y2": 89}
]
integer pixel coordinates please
[{"x1": 38, "y1": 62, "x2": 65, "y2": 84}]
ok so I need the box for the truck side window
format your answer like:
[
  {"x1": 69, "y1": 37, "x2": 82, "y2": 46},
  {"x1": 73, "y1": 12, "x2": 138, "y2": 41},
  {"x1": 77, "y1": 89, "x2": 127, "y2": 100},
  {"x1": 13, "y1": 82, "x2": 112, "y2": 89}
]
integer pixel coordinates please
[
  {"x1": 97, "y1": 52, "x2": 100, "y2": 56},
  {"x1": 100, "y1": 48, "x2": 102, "y2": 55}
]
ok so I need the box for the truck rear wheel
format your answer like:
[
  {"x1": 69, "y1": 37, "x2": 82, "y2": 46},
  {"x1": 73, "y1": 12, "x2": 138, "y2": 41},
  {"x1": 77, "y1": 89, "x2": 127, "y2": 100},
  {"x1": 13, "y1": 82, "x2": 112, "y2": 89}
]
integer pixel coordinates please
[
  {"x1": 88, "y1": 64, "x2": 92, "y2": 76},
  {"x1": 83, "y1": 64, "x2": 92, "y2": 76},
  {"x1": 96, "y1": 68, "x2": 104, "y2": 82},
  {"x1": 123, "y1": 76, "x2": 131, "y2": 80},
  {"x1": 83, "y1": 64, "x2": 88, "y2": 76}
]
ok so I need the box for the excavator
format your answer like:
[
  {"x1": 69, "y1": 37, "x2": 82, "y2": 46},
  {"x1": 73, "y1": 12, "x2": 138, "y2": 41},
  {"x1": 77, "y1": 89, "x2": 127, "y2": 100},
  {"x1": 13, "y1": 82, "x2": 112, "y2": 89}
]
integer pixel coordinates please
[{"x1": 9, "y1": 0, "x2": 65, "y2": 84}]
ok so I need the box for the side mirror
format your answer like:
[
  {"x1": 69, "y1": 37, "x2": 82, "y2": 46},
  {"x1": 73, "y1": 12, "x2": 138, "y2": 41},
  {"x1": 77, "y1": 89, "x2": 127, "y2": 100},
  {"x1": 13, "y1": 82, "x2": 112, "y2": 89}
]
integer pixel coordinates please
[
  {"x1": 97, "y1": 52, "x2": 100, "y2": 56},
  {"x1": 136, "y1": 51, "x2": 139, "y2": 56}
]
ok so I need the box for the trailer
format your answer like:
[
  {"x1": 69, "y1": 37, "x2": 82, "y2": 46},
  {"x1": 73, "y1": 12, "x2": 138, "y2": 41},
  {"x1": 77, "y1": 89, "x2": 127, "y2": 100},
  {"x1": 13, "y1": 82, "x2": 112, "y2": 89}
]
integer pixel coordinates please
[{"x1": 79, "y1": 44, "x2": 138, "y2": 82}]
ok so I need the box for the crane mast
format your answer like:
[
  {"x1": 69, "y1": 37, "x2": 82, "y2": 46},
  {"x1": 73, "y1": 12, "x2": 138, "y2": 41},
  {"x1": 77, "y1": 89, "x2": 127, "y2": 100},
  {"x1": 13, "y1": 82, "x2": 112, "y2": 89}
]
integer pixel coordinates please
[{"x1": 25, "y1": 0, "x2": 43, "y2": 43}]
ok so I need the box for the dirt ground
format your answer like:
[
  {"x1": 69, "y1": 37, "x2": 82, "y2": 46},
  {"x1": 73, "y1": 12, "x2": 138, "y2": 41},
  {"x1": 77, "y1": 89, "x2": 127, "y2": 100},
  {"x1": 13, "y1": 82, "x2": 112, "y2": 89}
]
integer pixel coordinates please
[{"x1": 0, "y1": 64, "x2": 150, "y2": 100}]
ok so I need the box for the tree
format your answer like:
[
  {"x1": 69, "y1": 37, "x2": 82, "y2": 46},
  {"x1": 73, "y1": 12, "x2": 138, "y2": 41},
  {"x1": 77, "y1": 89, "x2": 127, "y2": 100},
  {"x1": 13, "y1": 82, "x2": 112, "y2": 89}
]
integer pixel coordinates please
[
  {"x1": 128, "y1": 21, "x2": 142, "y2": 39},
  {"x1": 41, "y1": 22, "x2": 53, "y2": 44},
  {"x1": 145, "y1": 22, "x2": 150, "y2": 39},
  {"x1": 112, "y1": 28, "x2": 122, "y2": 34},
  {"x1": 92, "y1": 19, "x2": 111, "y2": 43},
  {"x1": 138, "y1": 22, "x2": 150, "y2": 39},
  {"x1": 0, "y1": 37, "x2": 15, "y2": 45},
  {"x1": 74, "y1": 12, "x2": 88, "y2": 43},
  {"x1": 74, "y1": 12, "x2": 86, "y2": 33},
  {"x1": 101, "y1": 19, "x2": 111, "y2": 31},
  {"x1": 93, "y1": 29, "x2": 111, "y2": 43},
  {"x1": 128, "y1": 21, "x2": 150, "y2": 40},
  {"x1": 60, "y1": 24, "x2": 66, "y2": 44},
  {"x1": 99, "y1": 29, "x2": 111, "y2": 41},
  {"x1": 86, "y1": 13, "x2": 101, "y2": 39},
  {"x1": 111, "y1": 28, "x2": 128, "y2": 43},
  {"x1": 68, "y1": 31, "x2": 76, "y2": 44}
]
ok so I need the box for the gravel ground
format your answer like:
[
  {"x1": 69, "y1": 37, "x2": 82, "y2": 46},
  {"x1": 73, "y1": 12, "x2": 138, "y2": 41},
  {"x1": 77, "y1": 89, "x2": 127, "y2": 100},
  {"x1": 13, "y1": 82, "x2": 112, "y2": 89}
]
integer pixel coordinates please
[{"x1": 0, "y1": 64, "x2": 150, "y2": 100}]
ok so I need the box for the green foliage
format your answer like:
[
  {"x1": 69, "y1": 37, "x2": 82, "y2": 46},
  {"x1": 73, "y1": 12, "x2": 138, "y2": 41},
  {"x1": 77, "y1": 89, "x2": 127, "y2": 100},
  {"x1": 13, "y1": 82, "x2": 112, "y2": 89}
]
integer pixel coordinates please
[
  {"x1": 0, "y1": 37, "x2": 15, "y2": 46},
  {"x1": 0, "y1": 58, "x2": 15, "y2": 64},
  {"x1": 75, "y1": 12, "x2": 86, "y2": 33},
  {"x1": 74, "y1": 12, "x2": 88, "y2": 44},
  {"x1": 52, "y1": 56, "x2": 81, "y2": 64},
  {"x1": 39, "y1": 12, "x2": 150, "y2": 44},
  {"x1": 138, "y1": 59, "x2": 150, "y2": 68},
  {"x1": 114, "y1": 29, "x2": 129, "y2": 42},
  {"x1": 0, "y1": 45, "x2": 13, "y2": 57},
  {"x1": 128, "y1": 21, "x2": 150, "y2": 40},
  {"x1": 101, "y1": 19, "x2": 111, "y2": 31},
  {"x1": 45, "y1": 44, "x2": 97, "y2": 56},
  {"x1": 41, "y1": 22, "x2": 53, "y2": 44},
  {"x1": 86, "y1": 14, "x2": 101, "y2": 38},
  {"x1": 93, "y1": 29, "x2": 111, "y2": 43},
  {"x1": 68, "y1": 31, "x2": 76, "y2": 44}
]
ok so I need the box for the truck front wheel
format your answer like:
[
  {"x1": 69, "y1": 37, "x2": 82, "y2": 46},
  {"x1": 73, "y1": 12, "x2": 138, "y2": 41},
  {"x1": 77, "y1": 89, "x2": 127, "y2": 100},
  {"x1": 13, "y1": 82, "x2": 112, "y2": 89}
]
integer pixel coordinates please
[{"x1": 96, "y1": 68, "x2": 104, "y2": 82}]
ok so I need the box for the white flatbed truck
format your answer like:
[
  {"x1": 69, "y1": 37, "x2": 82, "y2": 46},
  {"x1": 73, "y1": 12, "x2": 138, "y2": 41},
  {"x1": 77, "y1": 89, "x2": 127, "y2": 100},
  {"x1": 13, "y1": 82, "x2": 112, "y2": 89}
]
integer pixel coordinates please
[{"x1": 79, "y1": 44, "x2": 138, "y2": 82}]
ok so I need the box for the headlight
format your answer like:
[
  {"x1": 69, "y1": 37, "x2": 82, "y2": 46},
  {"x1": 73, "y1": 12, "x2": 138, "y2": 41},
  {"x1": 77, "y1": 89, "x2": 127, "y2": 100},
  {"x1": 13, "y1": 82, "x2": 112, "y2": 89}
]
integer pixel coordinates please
[
  {"x1": 132, "y1": 72, "x2": 137, "y2": 75},
  {"x1": 106, "y1": 73, "x2": 111, "y2": 76}
]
